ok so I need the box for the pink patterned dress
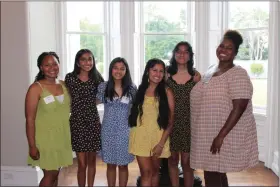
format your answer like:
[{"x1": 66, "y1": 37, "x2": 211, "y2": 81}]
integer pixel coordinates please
[{"x1": 190, "y1": 65, "x2": 259, "y2": 173}]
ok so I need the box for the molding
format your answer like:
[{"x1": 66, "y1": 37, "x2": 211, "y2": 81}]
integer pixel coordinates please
[
  {"x1": 1, "y1": 166, "x2": 42, "y2": 186},
  {"x1": 271, "y1": 151, "x2": 279, "y2": 177},
  {"x1": 195, "y1": 1, "x2": 210, "y2": 73},
  {"x1": 254, "y1": 113, "x2": 266, "y2": 162},
  {"x1": 265, "y1": 1, "x2": 279, "y2": 170}
]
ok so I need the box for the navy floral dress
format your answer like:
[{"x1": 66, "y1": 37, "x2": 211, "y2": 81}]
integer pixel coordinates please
[{"x1": 97, "y1": 82, "x2": 137, "y2": 165}]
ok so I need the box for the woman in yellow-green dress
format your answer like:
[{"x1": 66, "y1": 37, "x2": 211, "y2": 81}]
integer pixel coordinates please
[{"x1": 25, "y1": 52, "x2": 72, "y2": 186}]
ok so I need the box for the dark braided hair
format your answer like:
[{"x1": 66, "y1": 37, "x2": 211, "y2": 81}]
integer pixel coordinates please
[{"x1": 34, "y1": 52, "x2": 60, "y2": 82}]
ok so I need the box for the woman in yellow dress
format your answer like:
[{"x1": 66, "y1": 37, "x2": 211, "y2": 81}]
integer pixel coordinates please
[{"x1": 129, "y1": 58, "x2": 175, "y2": 187}]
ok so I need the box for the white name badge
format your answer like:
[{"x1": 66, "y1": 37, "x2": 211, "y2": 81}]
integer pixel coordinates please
[
  {"x1": 43, "y1": 95, "x2": 55, "y2": 104},
  {"x1": 120, "y1": 96, "x2": 130, "y2": 104},
  {"x1": 202, "y1": 64, "x2": 219, "y2": 84}
]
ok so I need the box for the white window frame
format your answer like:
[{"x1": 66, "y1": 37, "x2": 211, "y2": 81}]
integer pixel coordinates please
[
  {"x1": 60, "y1": 1, "x2": 121, "y2": 81},
  {"x1": 133, "y1": 1, "x2": 195, "y2": 86},
  {"x1": 225, "y1": 1, "x2": 269, "y2": 115},
  {"x1": 36, "y1": 0, "x2": 278, "y2": 175}
]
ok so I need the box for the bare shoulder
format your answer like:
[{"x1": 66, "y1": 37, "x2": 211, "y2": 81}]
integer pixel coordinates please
[
  {"x1": 59, "y1": 80, "x2": 66, "y2": 86},
  {"x1": 193, "y1": 69, "x2": 202, "y2": 82},
  {"x1": 28, "y1": 82, "x2": 41, "y2": 92},
  {"x1": 165, "y1": 87, "x2": 174, "y2": 97},
  {"x1": 26, "y1": 82, "x2": 42, "y2": 98},
  {"x1": 194, "y1": 69, "x2": 201, "y2": 75}
]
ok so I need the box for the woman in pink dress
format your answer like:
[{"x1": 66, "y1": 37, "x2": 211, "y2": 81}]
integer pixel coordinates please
[{"x1": 190, "y1": 30, "x2": 259, "y2": 187}]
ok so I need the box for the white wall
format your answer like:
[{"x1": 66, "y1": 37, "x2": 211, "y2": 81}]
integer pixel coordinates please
[
  {"x1": 1, "y1": 1, "x2": 30, "y2": 167},
  {"x1": 28, "y1": 2, "x2": 59, "y2": 81},
  {"x1": 1, "y1": 2, "x2": 55, "y2": 185}
]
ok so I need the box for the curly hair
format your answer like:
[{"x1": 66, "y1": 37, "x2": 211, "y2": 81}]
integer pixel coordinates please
[{"x1": 223, "y1": 30, "x2": 243, "y2": 54}]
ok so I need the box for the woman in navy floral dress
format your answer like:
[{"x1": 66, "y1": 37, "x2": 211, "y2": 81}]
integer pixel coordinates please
[{"x1": 97, "y1": 57, "x2": 136, "y2": 187}]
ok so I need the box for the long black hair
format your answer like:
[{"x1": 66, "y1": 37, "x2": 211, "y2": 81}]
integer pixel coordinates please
[
  {"x1": 104, "y1": 57, "x2": 133, "y2": 102},
  {"x1": 129, "y1": 58, "x2": 169, "y2": 130},
  {"x1": 167, "y1": 41, "x2": 195, "y2": 76},
  {"x1": 72, "y1": 49, "x2": 104, "y2": 83},
  {"x1": 34, "y1": 51, "x2": 60, "y2": 82}
]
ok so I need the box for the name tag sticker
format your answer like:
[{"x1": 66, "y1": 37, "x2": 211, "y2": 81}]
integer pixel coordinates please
[
  {"x1": 120, "y1": 96, "x2": 130, "y2": 104},
  {"x1": 43, "y1": 95, "x2": 55, "y2": 104}
]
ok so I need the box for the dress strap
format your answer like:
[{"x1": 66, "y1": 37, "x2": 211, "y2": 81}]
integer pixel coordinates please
[{"x1": 36, "y1": 81, "x2": 44, "y2": 91}]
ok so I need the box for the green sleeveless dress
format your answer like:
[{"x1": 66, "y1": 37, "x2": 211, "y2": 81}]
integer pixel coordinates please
[{"x1": 27, "y1": 82, "x2": 73, "y2": 170}]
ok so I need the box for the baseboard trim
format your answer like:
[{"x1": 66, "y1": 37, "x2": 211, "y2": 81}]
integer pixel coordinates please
[
  {"x1": 271, "y1": 151, "x2": 279, "y2": 177},
  {"x1": 1, "y1": 165, "x2": 42, "y2": 186}
]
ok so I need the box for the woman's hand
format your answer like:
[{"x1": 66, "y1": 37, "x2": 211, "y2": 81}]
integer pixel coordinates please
[
  {"x1": 29, "y1": 146, "x2": 40, "y2": 160},
  {"x1": 210, "y1": 135, "x2": 224, "y2": 154},
  {"x1": 193, "y1": 71, "x2": 201, "y2": 83},
  {"x1": 152, "y1": 144, "x2": 164, "y2": 158}
]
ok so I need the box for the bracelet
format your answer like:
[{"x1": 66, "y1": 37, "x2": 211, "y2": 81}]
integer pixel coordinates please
[{"x1": 157, "y1": 144, "x2": 164, "y2": 148}]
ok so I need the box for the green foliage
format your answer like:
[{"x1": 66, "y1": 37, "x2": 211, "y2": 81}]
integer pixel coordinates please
[
  {"x1": 79, "y1": 18, "x2": 104, "y2": 71},
  {"x1": 145, "y1": 35, "x2": 184, "y2": 62},
  {"x1": 96, "y1": 61, "x2": 104, "y2": 74},
  {"x1": 230, "y1": 6, "x2": 269, "y2": 61},
  {"x1": 250, "y1": 63, "x2": 264, "y2": 77},
  {"x1": 144, "y1": 15, "x2": 185, "y2": 62}
]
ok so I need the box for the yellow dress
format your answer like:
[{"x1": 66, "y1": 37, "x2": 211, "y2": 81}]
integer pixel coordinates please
[{"x1": 129, "y1": 96, "x2": 170, "y2": 158}]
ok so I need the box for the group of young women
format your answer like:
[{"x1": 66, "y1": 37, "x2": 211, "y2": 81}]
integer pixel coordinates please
[{"x1": 25, "y1": 30, "x2": 259, "y2": 187}]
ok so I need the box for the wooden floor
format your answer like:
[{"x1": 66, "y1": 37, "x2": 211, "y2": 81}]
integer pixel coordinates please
[{"x1": 58, "y1": 156, "x2": 279, "y2": 186}]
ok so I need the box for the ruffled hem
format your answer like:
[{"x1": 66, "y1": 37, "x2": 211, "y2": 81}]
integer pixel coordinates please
[{"x1": 27, "y1": 147, "x2": 73, "y2": 170}]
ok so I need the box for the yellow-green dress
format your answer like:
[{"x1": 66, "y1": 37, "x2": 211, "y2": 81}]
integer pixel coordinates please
[
  {"x1": 129, "y1": 96, "x2": 170, "y2": 158},
  {"x1": 27, "y1": 82, "x2": 73, "y2": 170}
]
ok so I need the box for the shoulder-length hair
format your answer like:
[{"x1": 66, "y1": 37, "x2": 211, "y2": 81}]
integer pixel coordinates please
[
  {"x1": 104, "y1": 57, "x2": 133, "y2": 102},
  {"x1": 167, "y1": 41, "x2": 195, "y2": 76}
]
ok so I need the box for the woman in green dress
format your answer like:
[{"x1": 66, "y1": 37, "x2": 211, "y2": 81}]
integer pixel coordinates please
[{"x1": 25, "y1": 52, "x2": 73, "y2": 186}]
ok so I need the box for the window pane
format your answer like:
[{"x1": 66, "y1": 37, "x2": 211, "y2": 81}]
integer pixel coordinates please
[
  {"x1": 66, "y1": 34, "x2": 105, "y2": 76},
  {"x1": 229, "y1": 2, "x2": 269, "y2": 29},
  {"x1": 144, "y1": 35, "x2": 185, "y2": 63},
  {"x1": 234, "y1": 30, "x2": 268, "y2": 108},
  {"x1": 66, "y1": 2, "x2": 104, "y2": 32},
  {"x1": 143, "y1": 2, "x2": 188, "y2": 33}
]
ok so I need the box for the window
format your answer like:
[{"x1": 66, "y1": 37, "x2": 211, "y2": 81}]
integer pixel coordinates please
[
  {"x1": 64, "y1": 2, "x2": 120, "y2": 80},
  {"x1": 62, "y1": 1, "x2": 269, "y2": 114},
  {"x1": 134, "y1": 1, "x2": 195, "y2": 85},
  {"x1": 228, "y1": 1, "x2": 269, "y2": 114}
]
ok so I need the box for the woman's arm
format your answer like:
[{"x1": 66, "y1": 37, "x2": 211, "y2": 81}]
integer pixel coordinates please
[
  {"x1": 210, "y1": 99, "x2": 249, "y2": 154},
  {"x1": 96, "y1": 82, "x2": 106, "y2": 105},
  {"x1": 193, "y1": 70, "x2": 201, "y2": 83},
  {"x1": 25, "y1": 84, "x2": 41, "y2": 160},
  {"x1": 152, "y1": 88, "x2": 175, "y2": 157}
]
